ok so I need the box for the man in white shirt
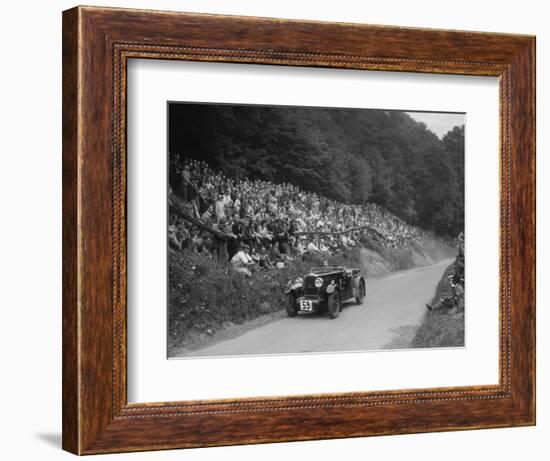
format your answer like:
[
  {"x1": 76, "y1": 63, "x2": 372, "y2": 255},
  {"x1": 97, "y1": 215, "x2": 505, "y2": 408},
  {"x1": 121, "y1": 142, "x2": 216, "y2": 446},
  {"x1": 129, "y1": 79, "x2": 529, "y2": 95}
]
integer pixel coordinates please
[
  {"x1": 306, "y1": 239, "x2": 320, "y2": 254},
  {"x1": 231, "y1": 244, "x2": 253, "y2": 276},
  {"x1": 214, "y1": 194, "x2": 226, "y2": 223},
  {"x1": 318, "y1": 238, "x2": 330, "y2": 254}
]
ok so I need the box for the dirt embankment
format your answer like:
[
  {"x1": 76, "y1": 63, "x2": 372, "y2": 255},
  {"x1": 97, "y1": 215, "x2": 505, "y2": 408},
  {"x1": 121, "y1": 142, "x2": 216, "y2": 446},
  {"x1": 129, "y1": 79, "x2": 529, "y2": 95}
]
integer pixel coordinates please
[{"x1": 358, "y1": 238, "x2": 454, "y2": 278}]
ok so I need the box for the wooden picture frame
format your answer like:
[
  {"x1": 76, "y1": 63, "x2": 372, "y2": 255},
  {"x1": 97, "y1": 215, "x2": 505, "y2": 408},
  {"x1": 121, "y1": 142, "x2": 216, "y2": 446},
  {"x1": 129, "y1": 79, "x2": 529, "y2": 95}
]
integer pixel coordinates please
[{"x1": 62, "y1": 5, "x2": 535, "y2": 455}]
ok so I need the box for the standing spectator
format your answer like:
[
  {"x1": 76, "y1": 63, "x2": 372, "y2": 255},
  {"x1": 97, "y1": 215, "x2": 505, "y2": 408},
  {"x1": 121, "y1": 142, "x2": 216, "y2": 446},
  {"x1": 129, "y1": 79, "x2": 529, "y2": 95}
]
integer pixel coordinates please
[
  {"x1": 214, "y1": 193, "x2": 226, "y2": 223},
  {"x1": 201, "y1": 205, "x2": 214, "y2": 228},
  {"x1": 180, "y1": 164, "x2": 191, "y2": 201}
]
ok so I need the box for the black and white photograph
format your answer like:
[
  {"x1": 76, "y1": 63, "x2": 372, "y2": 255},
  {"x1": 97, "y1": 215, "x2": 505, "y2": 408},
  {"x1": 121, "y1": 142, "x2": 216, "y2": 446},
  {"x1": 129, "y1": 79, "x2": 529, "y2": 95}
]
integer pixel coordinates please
[{"x1": 167, "y1": 102, "x2": 465, "y2": 358}]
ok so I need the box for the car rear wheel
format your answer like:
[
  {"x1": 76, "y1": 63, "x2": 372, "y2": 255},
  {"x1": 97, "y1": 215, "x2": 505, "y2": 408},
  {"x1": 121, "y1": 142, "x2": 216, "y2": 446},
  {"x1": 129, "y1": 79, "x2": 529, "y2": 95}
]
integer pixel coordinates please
[
  {"x1": 327, "y1": 291, "x2": 341, "y2": 319},
  {"x1": 355, "y1": 280, "x2": 365, "y2": 305},
  {"x1": 286, "y1": 292, "x2": 298, "y2": 317}
]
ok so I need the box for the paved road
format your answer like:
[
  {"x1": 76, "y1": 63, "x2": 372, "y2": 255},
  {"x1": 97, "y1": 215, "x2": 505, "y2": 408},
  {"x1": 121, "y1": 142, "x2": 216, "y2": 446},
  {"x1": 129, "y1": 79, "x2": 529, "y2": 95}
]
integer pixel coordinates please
[{"x1": 183, "y1": 258, "x2": 453, "y2": 357}]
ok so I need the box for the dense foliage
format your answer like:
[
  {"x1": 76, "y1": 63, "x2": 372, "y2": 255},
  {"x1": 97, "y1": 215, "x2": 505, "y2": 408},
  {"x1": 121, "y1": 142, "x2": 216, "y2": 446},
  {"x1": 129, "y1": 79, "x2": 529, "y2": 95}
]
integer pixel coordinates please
[{"x1": 169, "y1": 104, "x2": 464, "y2": 237}]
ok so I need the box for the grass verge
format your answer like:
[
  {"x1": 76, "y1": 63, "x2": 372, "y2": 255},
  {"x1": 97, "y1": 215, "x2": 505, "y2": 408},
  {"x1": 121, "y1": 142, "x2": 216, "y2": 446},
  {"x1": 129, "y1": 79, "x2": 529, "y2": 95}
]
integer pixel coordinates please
[{"x1": 411, "y1": 261, "x2": 465, "y2": 348}]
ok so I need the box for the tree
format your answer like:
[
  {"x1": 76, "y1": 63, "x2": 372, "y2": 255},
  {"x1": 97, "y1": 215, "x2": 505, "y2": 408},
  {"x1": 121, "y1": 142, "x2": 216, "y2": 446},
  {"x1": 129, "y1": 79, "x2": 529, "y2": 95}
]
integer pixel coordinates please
[{"x1": 169, "y1": 103, "x2": 465, "y2": 237}]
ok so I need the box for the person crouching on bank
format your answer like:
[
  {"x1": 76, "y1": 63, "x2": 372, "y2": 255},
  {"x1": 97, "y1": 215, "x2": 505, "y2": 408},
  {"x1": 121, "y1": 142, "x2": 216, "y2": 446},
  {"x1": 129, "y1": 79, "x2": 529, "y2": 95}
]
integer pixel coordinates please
[{"x1": 426, "y1": 275, "x2": 464, "y2": 314}]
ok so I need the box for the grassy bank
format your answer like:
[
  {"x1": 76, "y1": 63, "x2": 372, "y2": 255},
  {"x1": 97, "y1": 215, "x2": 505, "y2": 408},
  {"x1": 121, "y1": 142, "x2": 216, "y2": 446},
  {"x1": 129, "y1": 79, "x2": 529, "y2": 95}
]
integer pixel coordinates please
[
  {"x1": 360, "y1": 237, "x2": 453, "y2": 277},
  {"x1": 411, "y1": 261, "x2": 465, "y2": 348}
]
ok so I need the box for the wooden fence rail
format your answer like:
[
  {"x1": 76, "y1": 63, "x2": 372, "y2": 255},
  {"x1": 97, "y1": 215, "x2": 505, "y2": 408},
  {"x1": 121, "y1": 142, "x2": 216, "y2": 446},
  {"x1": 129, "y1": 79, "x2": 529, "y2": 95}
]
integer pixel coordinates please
[{"x1": 170, "y1": 200, "x2": 395, "y2": 244}]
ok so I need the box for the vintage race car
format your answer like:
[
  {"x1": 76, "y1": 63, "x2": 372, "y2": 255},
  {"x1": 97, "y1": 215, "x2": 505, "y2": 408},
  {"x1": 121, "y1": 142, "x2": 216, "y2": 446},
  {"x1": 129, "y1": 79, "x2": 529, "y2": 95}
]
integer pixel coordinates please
[{"x1": 285, "y1": 267, "x2": 366, "y2": 319}]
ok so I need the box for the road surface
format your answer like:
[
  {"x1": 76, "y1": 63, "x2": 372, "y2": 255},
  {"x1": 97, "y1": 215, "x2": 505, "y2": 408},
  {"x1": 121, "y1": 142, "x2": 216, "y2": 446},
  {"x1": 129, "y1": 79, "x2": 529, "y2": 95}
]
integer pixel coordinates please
[{"x1": 179, "y1": 258, "x2": 453, "y2": 357}]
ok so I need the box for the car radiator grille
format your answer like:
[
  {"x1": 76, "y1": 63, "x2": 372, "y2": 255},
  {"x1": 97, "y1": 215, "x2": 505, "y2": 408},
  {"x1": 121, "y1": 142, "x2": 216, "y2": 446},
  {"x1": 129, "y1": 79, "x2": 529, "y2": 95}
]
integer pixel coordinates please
[{"x1": 304, "y1": 277, "x2": 320, "y2": 296}]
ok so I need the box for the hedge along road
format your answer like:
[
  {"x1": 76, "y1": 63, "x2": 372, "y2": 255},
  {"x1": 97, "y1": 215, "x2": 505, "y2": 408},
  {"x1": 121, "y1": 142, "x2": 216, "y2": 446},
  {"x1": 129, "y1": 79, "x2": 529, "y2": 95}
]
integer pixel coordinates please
[{"x1": 177, "y1": 258, "x2": 454, "y2": 357}]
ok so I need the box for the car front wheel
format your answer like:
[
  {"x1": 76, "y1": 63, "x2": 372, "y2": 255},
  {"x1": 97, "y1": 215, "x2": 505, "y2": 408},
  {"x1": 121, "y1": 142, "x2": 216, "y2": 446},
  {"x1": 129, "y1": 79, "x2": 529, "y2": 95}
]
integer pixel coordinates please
[
  {"x1": 327, "y1": 291, "x2": 341, "y2": 319},
  {"x1": 356, "y1": 280, "x2": 365, "y2": 305},
  {"x1": 286, "y1": 292, "x2": 298, "y2": 317}
]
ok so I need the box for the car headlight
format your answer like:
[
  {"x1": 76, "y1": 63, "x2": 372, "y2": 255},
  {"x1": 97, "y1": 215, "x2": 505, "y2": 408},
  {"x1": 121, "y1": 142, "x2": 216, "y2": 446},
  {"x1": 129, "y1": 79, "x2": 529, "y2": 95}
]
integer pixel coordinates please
[
  {"x1": 294, "y1": 277, "x2": 303, "y2": 287},
  {"x1": 314, "y1": 277, "x2": 324, "y2": 288}
]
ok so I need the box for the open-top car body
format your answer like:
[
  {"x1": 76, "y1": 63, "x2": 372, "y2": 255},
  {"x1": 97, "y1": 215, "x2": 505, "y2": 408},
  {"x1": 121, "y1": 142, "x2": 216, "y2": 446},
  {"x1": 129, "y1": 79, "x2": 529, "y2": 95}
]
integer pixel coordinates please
[{"x1": 285, "y1": 267, "x2": 366, "y2": 319}]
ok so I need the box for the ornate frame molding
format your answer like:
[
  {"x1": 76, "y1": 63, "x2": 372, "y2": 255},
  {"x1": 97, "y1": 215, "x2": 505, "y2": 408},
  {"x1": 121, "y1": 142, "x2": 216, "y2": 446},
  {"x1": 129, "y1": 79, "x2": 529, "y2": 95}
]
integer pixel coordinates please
[{"x1": 63, "y1": 6, "x2": 535, "y2": 454}]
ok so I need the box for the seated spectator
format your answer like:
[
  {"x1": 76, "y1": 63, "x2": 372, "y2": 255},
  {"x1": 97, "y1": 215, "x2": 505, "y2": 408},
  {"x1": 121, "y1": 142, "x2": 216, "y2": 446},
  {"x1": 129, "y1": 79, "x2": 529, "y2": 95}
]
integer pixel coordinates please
[
  {"x1": 318, "y1": 238, "x2": 331, "y2": 254},
  {"x1": 194, "y1": 231, "x2": 212, "y2": 254},
  {"x1": 201, "y1": 205, "x2": 214, "y2": 227},
  {"x1": 250, "y1": 247, "x2": 261, "y2": 265},
  {"x1": 177, "y1": 220, "x2": 191, "y2": 250},
  {"x1": 257, "y1": 220, "x2": 273, "y2": 243},
  {"x1": 258, "y1": 246, "x2": 274, "y2": 269},
  {"x1": 306, "y1": 239, "x2": 321, "y2": 255},
  {"x1": 230, "y1": 243, "x2": 254, "y2": 276},
  {"x1": 168, "y1": 223, "x2": 182, "y2": 250},
  {"x1": 267, "y1": 242, "x2": 286, "y2": 268},
  {"x1": 426, "y1": 275, "x2": 464, "y2": 314},
  {"x1": 295, "y1": 237, "x2": 307, "y2": 257}
]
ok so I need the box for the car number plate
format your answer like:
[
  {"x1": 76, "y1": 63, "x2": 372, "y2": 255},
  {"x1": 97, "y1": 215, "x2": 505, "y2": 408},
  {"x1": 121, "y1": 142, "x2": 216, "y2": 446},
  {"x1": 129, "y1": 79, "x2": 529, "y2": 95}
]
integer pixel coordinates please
[{"x1": 299, "y1": 300, "x2": 313, "y2": 311}]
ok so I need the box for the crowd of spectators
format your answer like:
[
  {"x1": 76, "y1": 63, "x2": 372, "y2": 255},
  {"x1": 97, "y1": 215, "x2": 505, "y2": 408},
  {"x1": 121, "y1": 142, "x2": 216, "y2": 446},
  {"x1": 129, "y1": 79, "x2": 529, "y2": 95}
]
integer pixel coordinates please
[{"x1": 169, "y1": 159, "x2": 432, "y2": 275}]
